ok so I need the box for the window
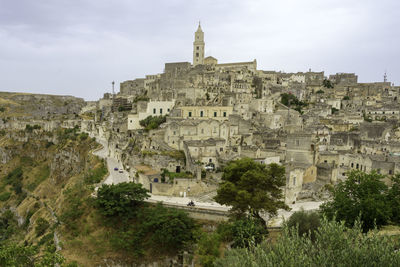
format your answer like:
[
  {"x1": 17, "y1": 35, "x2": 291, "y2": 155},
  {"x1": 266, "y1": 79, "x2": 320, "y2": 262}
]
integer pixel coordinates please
[
  {"x1": 196, "y1": 53, "x2": 199, "y2": 57},
  {"x1": 188, "y1": 111, "x2": 192, "y2": 117},
  {"x1": 173, "y1": 131, "x2": 176, "y2": 135},
  {"x1": 220, "y1": 147, "x2": 223, "y2": 152},
  {"x1": 200, "y1": 111, "x2": 203, "y2": 117},
  {"x1": 197, "y1": 46, "x2": 199, "y2": 50},
  {"x1": 214, "y1": 112, "x2": 217, "y2": 117},
  {"x1": 389, "y1": 170, "x2": 393, "y2": 175},
  {"x1": 351, "y1": 163, "x2": 354, "y2": 168},
  {"x1": 160, "y1": 108, "x2": 163, "y2": 114},
  {"x1": 130, "y1": 120, "x2": 132, "y2": 123},
  {"x1": 168, "y1": 108, "x2": 170, "y2": 112},
  {"x1": 153, "y1": 108, "x2": 156, "y2": 114},
  {"x1": 223, "y1": 112, "x2": 227, "y2": 117},
  {"x1": 356, "y1": 163, "x2": 359, "y2": 169}
]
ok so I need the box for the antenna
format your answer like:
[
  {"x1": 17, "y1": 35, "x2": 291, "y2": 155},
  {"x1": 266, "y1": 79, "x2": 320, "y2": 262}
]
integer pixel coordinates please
[
  {"x1": 384, "y1": 71, "x2": 387, "y2": 83},
  {"x1": 112, "y1": 81, "x2": 115, "y2": 95}
]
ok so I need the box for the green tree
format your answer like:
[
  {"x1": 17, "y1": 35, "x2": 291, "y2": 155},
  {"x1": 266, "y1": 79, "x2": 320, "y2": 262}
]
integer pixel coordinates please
[
  {"x1": 110, "y1": 204, "x2": 197, "y2": 255},
  {"x1": 321, "y1": 170, "x2": 391, "y2": 232},
  {"x1": 214, "y1": 217, "x2": 400, "y2": 267},
  {"x1": 286, "y1": 210, "x2": 320, "y2": 241},
  {"x1": 387, "y1": 174, "x2": 400, "y2": 224},
  {"x1": 196, "y1": 232, "x2": 221, "y2": 267},
  {"x1": 214, "y1": 158, "x2": 288, "y2": 224},
  {"x1": 95, "y1": 182, "x2": 149, "y2": 218},
  {"x1": 231, "y1": 216, "x2": 268, "y2": 248},
  {"x1": 322, "y1": 79, "x2": 334, "y2": 88}
]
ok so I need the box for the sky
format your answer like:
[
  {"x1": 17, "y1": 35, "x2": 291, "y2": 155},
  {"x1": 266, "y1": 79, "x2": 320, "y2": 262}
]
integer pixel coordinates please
[{"x1": 0, "y1": 0, "x2": 399, "y2": 100}]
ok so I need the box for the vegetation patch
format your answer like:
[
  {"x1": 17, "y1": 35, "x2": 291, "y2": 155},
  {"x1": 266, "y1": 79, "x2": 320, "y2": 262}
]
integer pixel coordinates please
[{"x1": 139, "y1": 115, "x2": 166, "y2": 131}]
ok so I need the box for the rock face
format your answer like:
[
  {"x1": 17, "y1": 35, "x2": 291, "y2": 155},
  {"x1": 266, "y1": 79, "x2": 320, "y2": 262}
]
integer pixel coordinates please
[
  {"x1": 50, "y1": 147, "x2": 85, "y2": 183},
  {"x1": 0, "y1": 147, "x2": 12, "y2": 164}
]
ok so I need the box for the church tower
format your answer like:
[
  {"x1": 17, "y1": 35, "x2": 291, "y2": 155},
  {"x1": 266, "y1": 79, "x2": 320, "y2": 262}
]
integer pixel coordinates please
[{"x1": 193, "y1": 22, "x2": 205, "y2": 66}]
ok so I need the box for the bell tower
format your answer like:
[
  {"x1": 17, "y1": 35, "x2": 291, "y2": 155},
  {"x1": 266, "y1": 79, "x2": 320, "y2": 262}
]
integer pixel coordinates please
[{"x1": 193, "y1": 22, "x2": 205, "y2": 66}]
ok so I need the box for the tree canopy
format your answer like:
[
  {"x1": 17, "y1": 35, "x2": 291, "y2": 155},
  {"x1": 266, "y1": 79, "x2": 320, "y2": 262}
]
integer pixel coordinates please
[
  {"x1": 320, "y1": 170, "x2": 391, "y2": 232},
  {"x1": 214, "y1": 158, "x2": 288, "y2": 223},
  {"x1": 95, "y1": 182, "x2": 150, "y2": 218}
]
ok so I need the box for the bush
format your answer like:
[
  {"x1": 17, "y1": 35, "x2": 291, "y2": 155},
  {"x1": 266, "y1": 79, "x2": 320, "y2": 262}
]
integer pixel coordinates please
[
  {"x1": 214, "y1": 217, "x2": 400, "y2": 267},
  {"x1": 231, "y1": 216, "x2": 268, "y2": 248},
  {"x1": 60, "y1": 183, "x2": 87, "y2": 234},
  {"x1": 196, "y1": 232, "x2": 221, "y2": 267},
  {"x1": 84, "y1": 162, "x2": 107, "y2": 184},
  {"x1": 35, "y1": 218, "x2": 50, "y2": 237},
  {"x1": 79, "y1": 132, "x2": 89, "y2": 141},
  {"x1": 3, "y1": 167, "x2": 23, "y2": 195},
  {"x1": 0, "y1": 192, "x2": 11, "y2": 202},
  {"x1": 331, "y1": 107, "x2": 339, "y2": 114},
  {"x1": 286, "y1": 210, "x2": 320, "y2": 241},
  {"x1": 322, "y1": 79, "x2": 334, "y2": 88},
  {"x1": 25, "y1": 124, "x2": 41, "y2": 132},
  {"x1": 0, "y1": 210, "x2": 18, "y2": 241},
  {"x1": 139, "y1": 115, "x2": 166, "y2": 131}
]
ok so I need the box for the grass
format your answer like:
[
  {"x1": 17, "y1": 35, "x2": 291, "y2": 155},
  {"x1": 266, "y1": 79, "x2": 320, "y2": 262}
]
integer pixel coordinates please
[
  {"x1": 84, "y1": 160, "x2": 108, "y2": 184},
  {"x1": 27, "y1": 164, "x2": 50, "y2": 191},
  {"x1": 0, "y1": 191, "x2": 11, "y2": 201}
]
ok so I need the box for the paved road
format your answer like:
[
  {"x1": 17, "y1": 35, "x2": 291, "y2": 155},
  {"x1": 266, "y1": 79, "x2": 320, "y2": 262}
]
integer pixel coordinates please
[{"x1": 92, "y1": 137, "x2": 131, "y2": 185}]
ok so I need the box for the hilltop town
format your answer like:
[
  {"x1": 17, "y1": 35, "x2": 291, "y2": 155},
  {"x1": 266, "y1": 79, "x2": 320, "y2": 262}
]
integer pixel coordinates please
[{"x1": 3, "y1": 23, "x2": 400, "y2": 208}]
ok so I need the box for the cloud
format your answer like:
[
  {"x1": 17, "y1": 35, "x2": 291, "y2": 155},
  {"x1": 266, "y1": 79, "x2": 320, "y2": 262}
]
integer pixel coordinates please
[{"x1": 0, "y1": 0, "x2": 399, "y2": 100}]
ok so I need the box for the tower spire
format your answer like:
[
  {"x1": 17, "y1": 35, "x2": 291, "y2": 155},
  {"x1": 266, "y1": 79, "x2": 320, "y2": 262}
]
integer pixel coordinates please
[{"x1": 193, "y1": 23, "x2": 205, "y2": 66}]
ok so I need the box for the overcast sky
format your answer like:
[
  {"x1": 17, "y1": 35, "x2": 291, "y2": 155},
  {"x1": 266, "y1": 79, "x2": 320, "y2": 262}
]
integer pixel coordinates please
[{"x1": 0, "y1": 0, "x2": 399, "y2": 100}]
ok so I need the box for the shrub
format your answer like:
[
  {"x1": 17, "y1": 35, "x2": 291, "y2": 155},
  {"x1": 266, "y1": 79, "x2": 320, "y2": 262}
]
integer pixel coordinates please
[
  {"x1": 196, "y1": 232, "x2": 221, "y2": 267},
  {"x1": 286, "y1": 210, "x2": 320, "y2": 241},
  {"x1": 84, "y1": 162, "x2": 107, "y2": 184},
  {"x1": 214, "y1": 217, "x2": 400, "y2": 267},
  {"x1": 35, "y1": 218, "x2": 50, "y2": 237},
  {"x1": 139, "y1": 115, "x2": 166, "y2": 131},
  {"x1": 60, "y1": 183, "x2": 87, "y2": 234},
  {"x1": 231, "y1": 216, "x2": 268, "y2": 248},
  {"x1": 0, "y1": 192, "x2": 11, "y2": 202},
  {"x1": 3, "y1": 167, "x2": 23, "y2": 195},
  {"x1": 322, "y1": 79, "x2": 334, "y2": 88}
]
